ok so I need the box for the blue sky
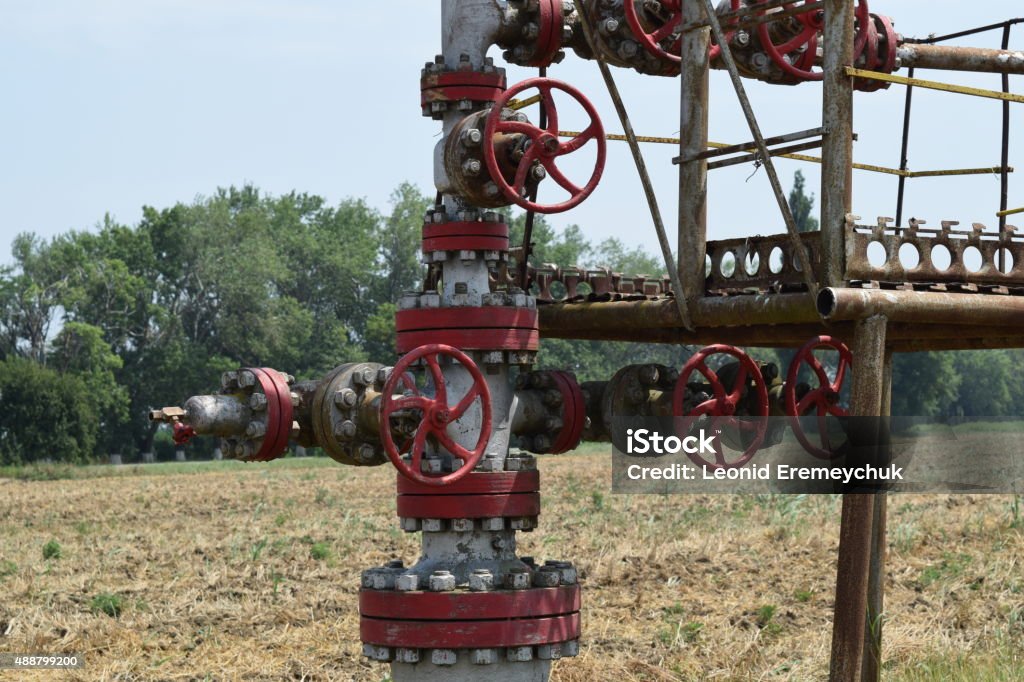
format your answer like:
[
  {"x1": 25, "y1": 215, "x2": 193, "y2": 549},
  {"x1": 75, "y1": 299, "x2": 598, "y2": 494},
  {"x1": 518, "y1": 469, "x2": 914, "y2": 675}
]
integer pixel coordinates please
[{"x1": 1, "y1": 2, "x2": 1021, "y2": 265}]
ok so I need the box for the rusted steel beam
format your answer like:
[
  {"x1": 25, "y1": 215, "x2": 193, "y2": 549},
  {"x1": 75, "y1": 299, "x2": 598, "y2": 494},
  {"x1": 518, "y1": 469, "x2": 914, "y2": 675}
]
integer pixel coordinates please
[
  {"x1": 678, "y1": 2, "x2": 710, "y2": 307},
  {"x1": 830, "y1": 315, "x2": 888, "y2": 682},
  {"x1": 819, "y1": 288, "x2": 1024, "y2": 326},
  {"x1": 821, "y1": 0, "x2": 856, "y2": 287},
  {"x1": 897, "y1": 43, "x2": 1024, "y2": 76},
  {"x1": 538, "y1": 293, "x2": 821, "y2": 331},
  {"x1": 862, "y1": 349, "x2": 892, "y2": 682}
]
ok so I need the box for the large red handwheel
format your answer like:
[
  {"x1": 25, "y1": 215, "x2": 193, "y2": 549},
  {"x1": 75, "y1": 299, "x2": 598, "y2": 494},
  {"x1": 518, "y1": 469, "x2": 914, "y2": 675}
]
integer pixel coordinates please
[
  {"x1": 379, "y1": 344, "x2": 492, "y2": 486},
  {"x1": 623, "y1": 0, "x2": 741, "y2": 64},
  {"x1": 483, "y1": 77, "x2": 606, "y2": 214},
  {"x1": 756, "y1": 0, "x2": 871, "y2": 81},
  {"x1": 673, "y1": 344, "x2": 769, "y2": 470},
  {"x1": 784, "y1": 336, "x2": 852, "y2": 459}
]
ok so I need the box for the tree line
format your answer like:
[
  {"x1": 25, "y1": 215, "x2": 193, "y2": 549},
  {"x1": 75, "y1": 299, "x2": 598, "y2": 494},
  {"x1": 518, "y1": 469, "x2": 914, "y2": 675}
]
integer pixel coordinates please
[{"x1": 0, "y1": 179, "x2": 1019, "y2": 464}]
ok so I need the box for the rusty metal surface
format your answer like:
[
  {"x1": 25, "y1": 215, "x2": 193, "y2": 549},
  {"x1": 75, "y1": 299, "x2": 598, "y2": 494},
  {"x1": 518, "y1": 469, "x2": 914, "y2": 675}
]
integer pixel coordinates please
[
  {"x1": 897, "y1": 43, "x2": 1024, "y2": 75},
  {"x1": 845, "y1": 216, "x2": 1024, "y2": 285},
  {"x1": 820, "y1": 0, "x2": 856, "y2": 287},
  {"x1": 820, "y1": 287, "x2": 1024, "y2": 326},
  {"x1": 706, "y1": 231, "x2": 823, "y2": 293}
]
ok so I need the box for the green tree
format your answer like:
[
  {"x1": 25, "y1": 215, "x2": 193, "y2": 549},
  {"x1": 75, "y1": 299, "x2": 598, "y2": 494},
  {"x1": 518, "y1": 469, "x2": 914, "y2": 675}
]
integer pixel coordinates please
[{"x1": 788, "y1": 170, "x2": 819, "y2": 233}]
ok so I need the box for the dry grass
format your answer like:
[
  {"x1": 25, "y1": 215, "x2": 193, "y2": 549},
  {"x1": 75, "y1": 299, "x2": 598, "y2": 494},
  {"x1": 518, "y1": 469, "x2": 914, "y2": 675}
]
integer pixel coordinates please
[{"x1": 0, "y1": 452, "x2": 1022, "y2": 681}]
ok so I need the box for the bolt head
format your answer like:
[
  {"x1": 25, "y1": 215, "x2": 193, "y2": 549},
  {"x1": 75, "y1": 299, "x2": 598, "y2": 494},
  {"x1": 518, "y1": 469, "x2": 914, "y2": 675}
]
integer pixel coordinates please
[
  {"x1": 504, "y1": 568, "x2": 531, "y2": 590},
  {"x1": 429, "y1": 570, "x2": 456, "y2": 592},
  {"x1": 334, "y1": 420, "x2": 357, "y2": 440},
  {"x1": 248, "y1": 393, "x2": 268, "y2": 411},
  {"x1": 507, "y1": 646, "x2": 533, "y2": 662},
  {"x1": 245, "y1": 421, "x2": 266, "y2": 438},
  {"x1": 469, "y1": 569, "x2": 495, "y2": 592},
  {"x1": 238, "y1": 371, "x2": 256, "y2": 389},
  {"x1": 334, "y1": 388, "x2": 358, "y2": 408},
  {"x1": 431, "y1": 649, "x2": 457, "y2": 666},
  {"x1": 395, "y1": 574, "x2": 420, "y2": 591}
]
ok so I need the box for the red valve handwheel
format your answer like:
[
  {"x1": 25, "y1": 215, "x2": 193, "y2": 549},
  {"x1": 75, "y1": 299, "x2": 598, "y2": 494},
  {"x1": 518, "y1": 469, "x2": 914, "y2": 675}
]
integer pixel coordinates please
[
  {"x1": 623, "y1": 0, "x2": 742, "y2": 64},
  {"x1": 673, "y1": 344, "x2": 770, "y2": 470},
  {"x1": 379, "y1": 344, "x2": 492, "y2": 486},
  {"x1": 483, "y1": 77, "x2": 606, "y2": 214},
  {"x1": 756, "y1": 0, "x2": 871, "y2": 82},
  {"x1": 784, "y1": 336, "x2": 852, "y2": 459}
]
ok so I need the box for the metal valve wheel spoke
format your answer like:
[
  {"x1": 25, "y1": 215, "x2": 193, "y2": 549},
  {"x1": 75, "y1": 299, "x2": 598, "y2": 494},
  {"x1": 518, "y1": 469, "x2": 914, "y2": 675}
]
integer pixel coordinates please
[
  {"x1": 755, "y1": 0, "x2": 871, "y2": 81},
  {"x1": 484, "y1": 77, "x2": 606, "y2": 214},
  {"x1": 673, "y1": 344, "x2": 770, "y2": 470},
  {"x1": 784, "y1": 335, "x2": 853, "y2": 459},
  {"x1": 623, "y1": 0, "x2": 741, "y2": 64},
  {"x1": 379, "y1": 344, "x2": 492, "y2": 486}
]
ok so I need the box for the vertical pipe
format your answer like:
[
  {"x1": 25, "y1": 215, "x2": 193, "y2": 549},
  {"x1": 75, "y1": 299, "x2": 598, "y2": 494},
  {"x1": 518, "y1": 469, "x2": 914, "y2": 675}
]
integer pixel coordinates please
[
  {"x1": 830, "y1": 314, "x2": 887, "y2": 682},
  {"x1": 678, "y1": 3, "x2": 710, "y2": 305},
  {"x1": 820, "y1": 0, "x2": 856, "y2": 286},
  {"x1": 861, "y1": 349, "x2": 893, "y2": 682},
  {"x1": 895, "y1": 68, "x2": 915, "y2": 228},
  {"x1": 999, "y1": 25, "x2": 1012, "y2": 233}
]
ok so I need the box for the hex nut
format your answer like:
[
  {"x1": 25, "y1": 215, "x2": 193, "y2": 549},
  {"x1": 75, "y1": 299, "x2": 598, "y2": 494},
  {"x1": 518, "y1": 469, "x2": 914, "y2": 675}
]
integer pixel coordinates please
[
  {"x1": 533, "y1": 566, "x2": 561, "y2": 587},
  {"x1": 451, "y1": 518, "x2": 474, "y2": 532},
  {"x1": 431, "y1": 649, "x2": 457, "y2": 666},
  {"x1": 564, "y1": 640, "x2": 580, "y2": 656},
  {"x1": 504, "y1": 568, "x2": 531, "y2": 590},
  {"x1": 480, "y1": 518, "x2": 505, "y2": 531},
  {"x1": 469, "y1": 569, "x2": 494, "y2": 592},
  {"x1": 399, "y1": 517, "x2": 421, "y2": 532},
  {"x1": 248, "y1": 393, "x2": 268, "y2": 411},
  {"x1": 507, "y1": 646, "x2": 533, "y2": 662},
  {"x1": 334, "y1": 388, "x2": 358, "y2": 408},
  {"x1": 395, "y1": 648, "x2": 420, "y2": 664},
  {"x1": 395, "y1": 574, "x2": 420, "y2": 592},
  {"x1": 537, "y1": 643, "x2": 562, "y2": 660},
  {"x1": 429, "y1": 570, "x2": 456, "y2": 592},
  {"x1": 471, "y1": 648, "x2": 497, "y2": 665},
  {"x1": 421, "y1": 518, "x2": 444, "y2": 532},
  {"x1": 371, "y1": 572, "x2": 396, "y2": 590},
  {"x1": 238, "y1": 371, "x2": 256, "y2": 388}
]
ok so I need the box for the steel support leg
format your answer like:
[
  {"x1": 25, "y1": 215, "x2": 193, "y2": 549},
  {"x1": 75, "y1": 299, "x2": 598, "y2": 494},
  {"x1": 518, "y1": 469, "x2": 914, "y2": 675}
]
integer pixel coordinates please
[
  {"x1": 861, "y1": 348, "x2": 892, "y2": 682},
  {"x1": 829, "y1": 315, "x2": 887, "y2": 682},
  {"x1": 677, "y1": 2, "x2": 710, "y2": 306},
  {"x1": 821, "y1": 0, "x2": 856, "y2": 286}
]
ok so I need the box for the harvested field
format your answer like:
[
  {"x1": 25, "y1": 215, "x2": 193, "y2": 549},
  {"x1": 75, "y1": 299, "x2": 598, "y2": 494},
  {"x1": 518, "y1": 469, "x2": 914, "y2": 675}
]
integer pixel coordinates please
[{"x1": 0, "y1": 451, "x2": 1022, "y2": 681}]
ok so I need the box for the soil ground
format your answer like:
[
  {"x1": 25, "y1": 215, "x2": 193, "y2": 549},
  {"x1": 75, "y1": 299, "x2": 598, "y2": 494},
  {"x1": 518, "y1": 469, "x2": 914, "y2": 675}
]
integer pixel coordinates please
[{"x1": 0, "y1": 450, "x2": 1022, "y2": 681}]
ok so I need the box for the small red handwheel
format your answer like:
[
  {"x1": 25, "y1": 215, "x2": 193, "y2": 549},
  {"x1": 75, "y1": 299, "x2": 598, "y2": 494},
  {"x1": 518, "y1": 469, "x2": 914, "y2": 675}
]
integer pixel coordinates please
[
  {"x1": 673, "y1": 344, "x2": 769, "y2": 470},
  {"x1": 756, "y1": 0, "x2": 871, "y2": 81},
  {"x1": 483, "y1": 77, "x2": 606, "y2": 214},
  {"x1": 379, "y1": 344, "x2": 492, "y2": 486},
  {"x1": 623, "y1": 0, "x2": 741, "y2": 64},
  {"x1": 784, "y1": 336, "x2": 852, "y2": 459}
]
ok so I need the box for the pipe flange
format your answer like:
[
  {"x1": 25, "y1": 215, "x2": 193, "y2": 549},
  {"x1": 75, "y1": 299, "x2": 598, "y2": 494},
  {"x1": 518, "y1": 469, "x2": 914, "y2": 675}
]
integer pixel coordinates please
[
  {"x1": 218, "y1": 368, "x2": 296, "y2": 462},
  {"x1": 499, "y1": 0, "x2": 574, "y2": 67},
  {"x1": 421, "y1": 56, "x2": 506, "y2": 120},
  {"x1": 311, "y1": 362, "x2": 390, "y2": 466}
]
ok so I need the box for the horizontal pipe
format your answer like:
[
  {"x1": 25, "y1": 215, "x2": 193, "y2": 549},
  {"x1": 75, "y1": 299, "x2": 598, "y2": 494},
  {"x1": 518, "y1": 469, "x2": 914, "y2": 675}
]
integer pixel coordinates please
[
  {"x1": 538, "y1": 293, "x2": 821, "y2": 332},
  {"x1": 897, "y1": 43, "x2": 1024, "y2": 75},
  {"x1": 819, "y1": 288, "x2": 1024, "y2": 326}
]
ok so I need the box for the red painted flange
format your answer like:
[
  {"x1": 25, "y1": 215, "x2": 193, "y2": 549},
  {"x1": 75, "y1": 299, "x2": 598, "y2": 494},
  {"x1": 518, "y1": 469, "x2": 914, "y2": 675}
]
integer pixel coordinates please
[
  {"x1": 548, "y1": 371, "x2": 585, "y2": 454},
  {"x1": 396, "y1": 492, "x2": 540, "y2": 519},
  {"x1": 360, "y1": 613, "x2": 580, "y2": 649},
  {"x1": 673, "y1": 345, "x2": 769, "y2": 470},
  {"x1": 360, "y1": 584, "x2": 580, "y2": 621},
  {"x1": 421, "y1": 70, "x2": 507, "y2": 109},
  {"x1": 395, "y1": 308, "x2": 540, "y2": 354},
  {"x1": 784, "y1": 336, "x2": 852, "y2": 459},
  {"x1": 397, "y1": 470, "x2": 540, "y2": 496},
  {"x1": 528, "y1": 0, "x2": 564, "y2": 67},
  {"x1": 483, "y1": 78, "x2": 606, "y2": 214},
  {"x1": 421, "y1": 220, "x2": 510, "y2": 253},
  {"x1": 379, "y1": 344, "x2": 492, "y2": 486},
  {"x1": 623, "y1": 0, "x2": 741, "y2": 64},
  {"x1": 244, "y1": 367, "x2": 294, "y2": 462}
]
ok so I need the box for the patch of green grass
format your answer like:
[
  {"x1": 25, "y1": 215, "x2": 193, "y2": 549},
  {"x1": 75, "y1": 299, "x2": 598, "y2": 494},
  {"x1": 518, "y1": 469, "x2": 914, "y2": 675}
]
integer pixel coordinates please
[
  {"x1": 309, "y1": 542, "x2": 331, "y2": 561},
  {"x1": 681, "y1": 621, "x2": 703, "y2": 643},
  {"x1": 591, "y1": 490, "x2": 604, "y2": 511},
  {"x1": 919, "y1": 552, "x2": 972, "y2": 588},
  {"x1": 794, "y1": 589, "x2": 813, "y2": 603},
  {"x1": 250, "y1": 538, "x2": 268, "y2": 561},
  {"x1": 755, "y1": 604, "x2": 777, "y2": 628},
  {"x1": 894, "y1": 648, "x2": 1024, "y2": 681},
  {"x1": 90, "y1": 593, "x2": 123, "y2": 618},
  {"x1": 0, "y1": 560, "x2": 17, "y2": 578},
  {"x1": 42, "y1": 539, "x2": 62, "y2": 560},
  {"x1": 274, "y1": 513, "x2": 288, "y2": 527}
]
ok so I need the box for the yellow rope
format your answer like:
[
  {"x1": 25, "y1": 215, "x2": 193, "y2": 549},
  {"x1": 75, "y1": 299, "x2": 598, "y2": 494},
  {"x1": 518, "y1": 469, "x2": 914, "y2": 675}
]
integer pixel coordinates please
[{"x1": 997, "y1": 206, "x2": 1024, "y2": 218}]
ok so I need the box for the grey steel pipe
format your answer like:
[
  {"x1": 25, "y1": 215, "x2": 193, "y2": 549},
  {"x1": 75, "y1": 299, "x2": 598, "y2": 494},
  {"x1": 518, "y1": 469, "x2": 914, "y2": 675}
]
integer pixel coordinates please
[{"x1": 897, "y1": 43, "x2": 1024, "y2": 75}]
